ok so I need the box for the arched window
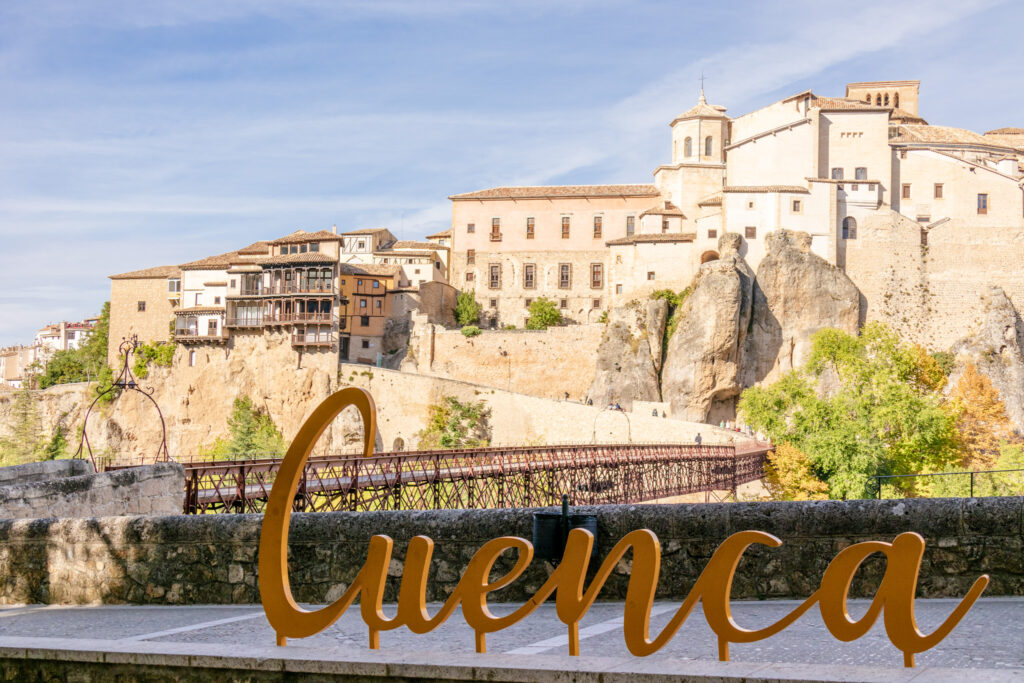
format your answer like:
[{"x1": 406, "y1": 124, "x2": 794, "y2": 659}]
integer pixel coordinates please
[
  {"x1": 842, "y1": 216, "x2": 857, "y2": 240},
  {"x1": 876, "y1": 94, "x2": 882, "y2": 106},
  {"x1": 894, "y1": 93, "x2": 900, "y2": 109},
  {"x1": 865, "y1": 93, "x2": 871, "y2": 103},
  {"x1": 884, "y1": 94, "x2": 890, "y2": 106},
  {"x1": 684, "y1": 137, "x2": 693, "y2": 157},
  {"x1": 704, "y1": 136, "x2": 713, "y2": 157}
]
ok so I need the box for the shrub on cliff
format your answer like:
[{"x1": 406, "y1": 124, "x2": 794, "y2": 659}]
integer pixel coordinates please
[
  {"x1": 525, "y1": 297, "x2": 562, "y2": 330},
  {"x1": 199, "y1": 395, "x2": 286, "y2": 459},
  {"x1": 454, "y1": 291, "x2": 481, "y2": 327},
  {"x1": 461, "y1": 325, "x2": 482, "y2": 337},
  {"x1": 416, "y1": 396, "x2": 491, "y2": 449}
]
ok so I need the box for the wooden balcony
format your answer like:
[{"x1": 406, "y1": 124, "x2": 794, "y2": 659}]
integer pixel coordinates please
[
  {"x1": 174, "y1": 330, "x2": 228, "y2": 344},
  {"x1": 291, "y1": 332, "x2": 335, "y2": 347},
  {"x1": 225, "y1": 317, "x2": 263, "y2": 328},
  {"x1": 263, "y1": 312, "x2": 333, "y2": 326}
]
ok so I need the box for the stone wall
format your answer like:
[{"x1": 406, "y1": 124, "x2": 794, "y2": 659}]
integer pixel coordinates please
[
  {"x1": 0, "y1": 459, "x2": 91, "y2": 487},
  {"x1": 402, "y1": 324, "x2": 604, "y2": 400},
  {"x1": 0, "y1": 463, "x2": 184, "y2": 520},
  {"x1": 0, "y1": 497, "x2": 1019, "y2": 605}
]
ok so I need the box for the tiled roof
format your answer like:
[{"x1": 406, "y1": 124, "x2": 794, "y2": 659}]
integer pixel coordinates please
[
  {"x1": 449, "y1": 184, "x2": 660, "y2": 200},
  {"x1": 983, "y1": 135, "x2": 1024, "y2": 151},
  {"x1": 259, "y1": 252, "x2": 337, "y2": 266},
  {"x1": 237, "y1": 240, "x2": 271, "y2": 255},
  {"x1": 175, "y1": 306, "x2": 225, "y2": 315},
  {"x1": 606, "y1": 233, "x2": 697, "y2": 246},
  {"x1": 386, "y1": 240, "x2": 442, "y2": 251},
  {"x1": 375, "y1": 250, "x2": 437, "y2": 258},
  {"x1": 697, "y1": 193, "x2": 723, "y2": 207},
  {"x1": 807, "y1": 177, "x2": 881, "y2": 184},
  {"x1": 272, "y1": 229, "x2": 342, "y2": 244},
  {"x1": 425, "y1": 229, "x2": 452, "y2": 239},
  {"x1": 340, "y1": 227, "x2": 393, "y2": 236},
  {"x1": 339, "y1": 263, "x2": 402, "y2": 277},
  {"x1": 203, "y1": 281, "x2": 228, "y2": 287},
  {"x1": 109, "y1": 264, "x2": 180, "y2": 280},
  {"x1": 812, "y1": 96, "x2": 888, "y2": 112},
  {"x1": 889, "y1": 107, "x2": 927, "y2": 124},
  {"x1": 639, "y1": 201, "x2": 685, "y2": 217},
  {"x1": 180, "y1": 251, "x2": 240, "y2": 271},
  {"x1": 893, "y1": 125, "x2": 1015, "y2": 148},
  {"x1": 985, "y1": 127, "x2": 1024, "y2": 135},
  {"x1": 670, "y1": 93, "x2": 728, "y2": 123},
  {"x1": 723, "y1": 185, "x2": 810, "y2": 194}
]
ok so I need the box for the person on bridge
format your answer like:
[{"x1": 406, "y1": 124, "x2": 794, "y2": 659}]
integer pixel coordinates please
[{"x1": 695, "y1": 432, "x2": 702, "y2": 446}]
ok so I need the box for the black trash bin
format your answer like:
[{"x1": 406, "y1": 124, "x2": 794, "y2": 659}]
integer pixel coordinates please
[{"x1": 532, "y1": 496, "x2": 598, "y2": 562}]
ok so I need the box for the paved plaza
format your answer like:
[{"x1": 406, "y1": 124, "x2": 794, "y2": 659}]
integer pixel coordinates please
[{"x1": 0, "y1": 597, "x2": 1021, "y2": 680}]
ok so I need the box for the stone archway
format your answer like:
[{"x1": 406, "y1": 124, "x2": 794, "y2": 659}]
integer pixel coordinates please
[
  {"x1": 700, "y1": 250, "x2": 720, "y2": 264},
  {"x1": 392, "y1": 437, "x2": 405, "y2": 452}
]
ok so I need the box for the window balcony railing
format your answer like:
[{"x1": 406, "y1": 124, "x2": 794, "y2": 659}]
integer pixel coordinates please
[
  {"x1": 263, "y1": 312, "x2": 333, "y2": 325},
  {"x1": 262, "y1": 283, "x2": 336, "y2": 296},
  {"x1": 174, "y1": 329, "x2": 228, "y2": 343},
  {"x1": 489, "y1": 232, "x2": 503, "y2": 242},
  {"x1": 225, "y1": 316, "x2": 263, "y2": 328},
  {"x1": 291, "y1": 332, "x2": 335, "y2": 347}
]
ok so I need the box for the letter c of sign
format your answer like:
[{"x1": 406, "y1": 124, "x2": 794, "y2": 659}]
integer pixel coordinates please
[{"x1": 258, "y1": 387, "x2": 377, "y2": 646}]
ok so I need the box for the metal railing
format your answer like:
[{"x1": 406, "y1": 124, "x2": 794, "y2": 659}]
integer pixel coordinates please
[
  {"x1": 870, "y1": 468, "x2": 1024, "y2": 498},
  {"x1": 104, "y1": 442, "x2": 771, "y2": 514}
]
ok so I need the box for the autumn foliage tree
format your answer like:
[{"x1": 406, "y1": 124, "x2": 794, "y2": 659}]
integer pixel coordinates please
[
  {"x1": 949, "y1": 362, "x2": 1016, "y2": 470},
  {"x1": 763, "y1": 442, "x2": 829, "y2": 501}
]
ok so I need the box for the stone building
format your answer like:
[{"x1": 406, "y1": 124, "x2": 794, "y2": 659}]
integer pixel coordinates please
[
  {"x1": 108, "y1": 265, "x2": 182, "y2": 366},
  {"x1": 449, "y1": 80, "x2": 1024, "y2": 327}
]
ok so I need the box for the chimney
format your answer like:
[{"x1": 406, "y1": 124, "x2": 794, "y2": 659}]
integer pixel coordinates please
[{"x1": 332, "y1": 224, "x2": 338, "y2": 234}]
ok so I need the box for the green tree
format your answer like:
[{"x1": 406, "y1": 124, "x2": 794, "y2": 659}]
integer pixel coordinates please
[
  {"x1": 416, "y1": 396, "x2": 491, "y2": 449},
  {"x1": 0, "y1": 388, "x2": 45, "y2": 466},
  {"x1": 525, "y1": 297, "x2": 562, "y2": 330},
  {"x1": 739, "y1": 323, "x2": 961, "y2": 499},
  {"x1": 454, "y1": 290, "x2": 481, "y2": 327},
  {"x1": 35, "y1": 302, "x2": 113, "y2": 389},
  {"x1": 42, "y1": 415, "x2": 69, "y2": 461},
  {"x1": 132, "y1": 342, "x2": 176, "y2": 379},
  {"x1": 199, "y1": 395, "x2": 286, "y2": 459}
]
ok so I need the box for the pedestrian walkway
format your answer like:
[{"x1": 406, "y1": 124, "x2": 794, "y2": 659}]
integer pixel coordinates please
[{"x1": 0, "y1": 598, "x2": 1021, "y2": 681}]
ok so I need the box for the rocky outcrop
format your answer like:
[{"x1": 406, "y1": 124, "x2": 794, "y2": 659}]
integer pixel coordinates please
[
  {"x1": 588, "y1": 298, "x2": 667, "y2": 409},
  {"x1": 661, "y1": 234, "x2": 754, "y2": 422},
  {"x1": 951, "y1": 286, "x2": 1024, "y2": 432},
  {"x1": 744, "y1": 230, "x2": 860, "y2": 386}
]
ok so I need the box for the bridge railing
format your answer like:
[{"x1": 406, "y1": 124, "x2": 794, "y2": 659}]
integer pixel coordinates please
[{"x1": 150, "y1": 442, "x2": 770, "y2": 515}]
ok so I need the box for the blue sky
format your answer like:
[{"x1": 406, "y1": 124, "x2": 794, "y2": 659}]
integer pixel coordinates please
[{"x1": 1, "y1": 0, "x2": 1021, "y2": 345}]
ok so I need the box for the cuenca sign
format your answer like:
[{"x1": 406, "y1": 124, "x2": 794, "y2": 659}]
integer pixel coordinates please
[{"x1": 258, "y1": 388, "x2": 989, "y2": 668}]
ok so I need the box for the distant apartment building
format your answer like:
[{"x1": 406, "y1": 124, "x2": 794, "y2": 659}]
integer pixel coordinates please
[{"x1": 0, "y1": 317, "x2": 97, "y2": 387}]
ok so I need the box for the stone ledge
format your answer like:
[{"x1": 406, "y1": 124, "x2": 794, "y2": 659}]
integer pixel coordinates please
[{"x1": 0, "y1": 637, "x2": 1019, "y2": 682}]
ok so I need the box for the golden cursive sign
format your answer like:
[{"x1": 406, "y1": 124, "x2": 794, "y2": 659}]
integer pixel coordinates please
[{"x1": 258, "y1": 388, "x2": 989, "y2": 667}]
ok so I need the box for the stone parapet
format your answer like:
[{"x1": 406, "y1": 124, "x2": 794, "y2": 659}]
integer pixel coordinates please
[{"x1": 0, "y1": 497, "x2": 1019, "y2": 605}]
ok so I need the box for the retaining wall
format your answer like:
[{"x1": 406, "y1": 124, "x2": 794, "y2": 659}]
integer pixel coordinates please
[
  {"x1": 0, "y1": 462, "x2": 184, "y2": 520},
  {"x1": 0, "y1": 459, "x2": 91, "y2": 487},
  {"x1": 0, "y1": 497, "x2": 1019, "y2": 605}
]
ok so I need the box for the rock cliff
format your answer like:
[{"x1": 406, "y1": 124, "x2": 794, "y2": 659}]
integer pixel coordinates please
[
  {"x1": 951, "y1": 286, "x2": 1024, "y2": 432},
  {"x1": 587, "y1": 298, "x2": 667, "y2": 409}
]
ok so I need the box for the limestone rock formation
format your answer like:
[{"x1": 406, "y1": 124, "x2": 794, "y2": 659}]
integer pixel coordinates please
[
  {"x1": 661, "y1": 234, "x2": 754, "y2": 422},
  {"x1": 588, "y1": 298, "x2": 667, "y2": 409},
  {"x1": 744, "y1": 229, "x2": 860, "y2": 386},
  {"x1": 951, "y1": 286, "x2": 1024, "y2": 432}
]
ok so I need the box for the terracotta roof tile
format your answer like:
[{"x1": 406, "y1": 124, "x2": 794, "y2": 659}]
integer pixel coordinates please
[
  {"x1": 180, "y1": 251, "x2": 240, "y2": 271},
  {"x1": 109, "y1": 264, "x2": 180, "y2": 280},
  {"x1": 338, "y1": 263, "x2": 402, "y2": 277},
  {"x1": 670, "y1": 93, "x2": 728, "y2": 123},
  {"x1": 340, "y1": 227, "x2": 393, "y2": 236},
  {"x1": 697, "y1": 193, "x2": 723, "y2": 206},
  {"x1": 375, "y1": 250, "x2": 437, "y2": 258},
  {"x1": 985, "y1": 127, "x2": 1024, "y2": 135},
  {"x1": 893, "y1": 125, "x2": 1015, "y2": 149},
  {"x1": 237, "y1": 240, "x2": 272, "y2": 255},
  {"x1": 175, "y1": 306, "x2": 225, "y2": 315},
  {"x1": 425, "y1": 229, "x2": 452, "y2": 239},
  {"x1": 272, "y1": 229, "x2": 342, "y2": 244},
  {"x1": 889, "y1": 107, "x2": 927, "y2": 124},
  {"x1": 386, "y1": 240, "x2": 442, "y2": 251},
  {"x1": 812, "y1": 96, "x2": 888, "y2": 112},
  {"x1": 640, "y1": 201, "x2": 685, "y2": 217},
  {"x1": 983, "y1": 134, "x2": 1024, "y2": 152},
  {"x1": 449, "y1": 184, "x2": 660, "y2": 200},
  {"x1": 259, "y1": 252, "x2": 337, "y2": 266},
  {"x1": 606, "y1": 233, "x2": 697, "y2": 246},
  {"x1": 723, "y1": 185, "x2": 810, "y2": 194}
]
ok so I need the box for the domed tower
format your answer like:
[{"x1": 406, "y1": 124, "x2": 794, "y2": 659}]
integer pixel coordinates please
[{"x1": 669, "y1": 90, "x2": 729, "y2": 165}]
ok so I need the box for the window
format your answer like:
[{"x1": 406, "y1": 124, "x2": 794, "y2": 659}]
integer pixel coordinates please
[
  {"x1": 684, "y1": 137, "x2": 692, "y2": 157},
  {"x1": 831, "y1": 167, "x2": 844, "y2": 180},
  {"x1": 360, "y1": 299, "x2": 367, "y2": 308},
  {"x1": 360, "y1": 316, "x2": 370, "y2": 327},
  {"x1": 591, "y1": 264, "x2": 603, "y2": 289},
  {"x1": 894, "y1": 93, "x2": 900, "y2": 108},
  {"x1": 300, "y1": 244, "x2": 308, "y2": 253},
  {"x1": 792, "y1": 200, "x2": 801, "y2": 212},
  {"x1": 491, "y1": 217, "x2": 501, "y2": 240},
  {"x1": 864, "y1": 93, "x2": 871, "y2": 103},
  {"x1": 214, "y1": 296, "x2": 221, "y2": 305},
  {"x1": 900, "y1": 149, "x2": 907, "y2": 159},
  {"x1": 708, "y1": 229, "x2": 717, "y2": 239},
  {"x1": 230, "y1": 279, "x2": 236, "y2": 288},
  {"x1": 362, "y1": 339, "x2": 370, "y2": 349},
  {"x1": 561, "y1": 216, "x2": 570, "y2": 239},
  {"x1": 489, "y1": 264, "x2": 501, "y2": 289},
  {"x1": 167, "y1": 278, "x2": 181, "y2": 293},
  {"x1": 593, "y1": 216, "x2": 602, "y2": 238},
  {"x1": 647, "y1": 271, "x2": 655, "y2": 281},
  {"x1": 855, "y1": 167, "x2": 867, "y2": 180},
  {"x1": 704, "y1": 136, "x2": 713, "y2": 157},
  {"x1": 978, "y1": 194, "x2": 989, "y2": 214},
  {"x1": 359, "y1": 240, "x2": 367, "y2": 250},
  {"x1": 902, "y1": 184, "x2": 911, "y2": 199},
  {"x1": 558, "y1": 263, "x2": 571, "y2": 289},
  {"x1": 526, "y1": 217, "x2": 535, "y2": 239},
  {"x1": 524, "y1": 263, "x2": 536, "y2": 289},
  {"x1": 626, "y1": 215, "x2": 635, "y2": 236},
  {"x1": 615, "y1": 284, "x2": 623, "y2": 294},
  {"x1": 661, "y1": 219, "x2": 669, "y2": 233},
  {"x1": 842, "y1": 216, "x2": 857, "y2": 240},
  {"x1": 745, "y1": 226, "x2": 756, "y2": 239},
  {"x1": 560, "y1": 299, "x2": 568, "y2": 309},
  {"x1": 290, "y1": 246, "x2": 298, "y2": 254},
  {"x1": 414, "y1": 268, "x2": 420, "y2": 274},
  {"x1": 615, "y1": 254, "x2": 622, "y2": 264},
  {"x1": 876, "y1": 94, "x2": 881, "y2": 106},
  {"x1": 189, "y1": 350, "x2": 196, "y2": 367},
  {"x1": 489, "y1": 298, "x2": 497, "y2": 308},
  {"x1": 372, "y1": 281, "x2": 379, "y2": 289},
  {"x1": 747, "y1": 201, "x2": 755, "y2": 209},
  {"x1": 934, "y1": 184, "x2": 944, "y2": 199},
  {"x1": 310, "y1": 243, "x2": 319, "y2": 252},
  {"x1": 467, "y1": 249, "x2": 475, "y2": 265},
  {"x1": 137, "y1": 301, "x2": 146, "y2": 312},
  {"x1": 376, "y1": 300, "x2": 382, "y2": 309},
  {"x1": 357, "y1": 279, "x2": 363, "y2": 286},
  {"x1": 592, "y1": 298, "x2": 601, "y2": 309},
  {"x1": 208, "y1": 320, "x2": 218, "y2": 335},
  {"x1": 884, "y1": 93, "x2": 889, "y2": 106},
  {"x1": 525, "y1": 298, "x2": 533, "y2": 307},
  {"x1": 465, "y1": 272, "x2": 475, "y2": 282}
]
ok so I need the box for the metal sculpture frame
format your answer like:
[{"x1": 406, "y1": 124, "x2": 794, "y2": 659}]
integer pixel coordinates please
[{"x1": 74, "y1": 335, "x2": 170, "y2": 471}]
